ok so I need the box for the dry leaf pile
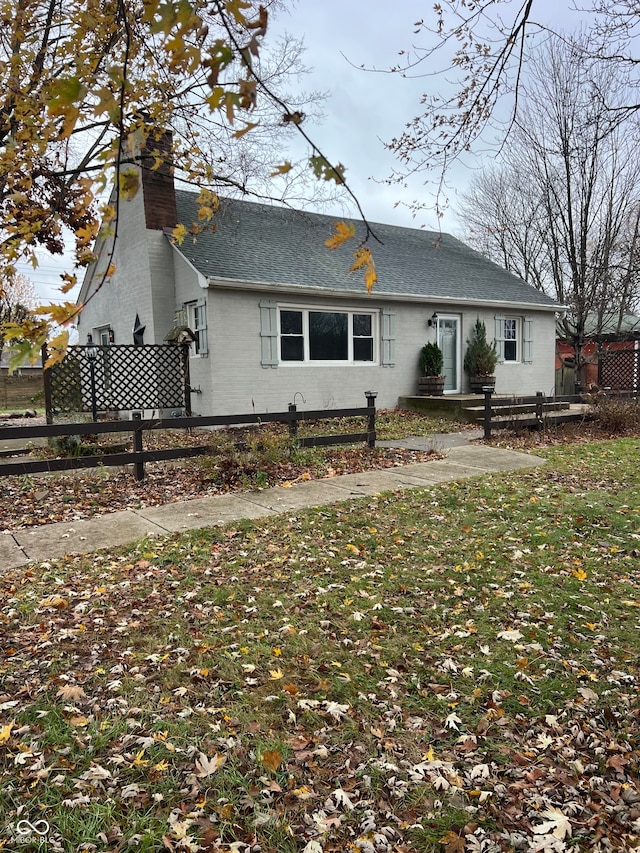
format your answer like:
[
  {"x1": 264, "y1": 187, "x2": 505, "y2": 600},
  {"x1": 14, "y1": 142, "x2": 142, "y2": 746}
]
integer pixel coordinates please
[
  {"x1": 0, "y1": 437, "x2": 436, "y2": 533},
  {"x1": 1, "y1": 436, "x2": 639, "y2": 851}
]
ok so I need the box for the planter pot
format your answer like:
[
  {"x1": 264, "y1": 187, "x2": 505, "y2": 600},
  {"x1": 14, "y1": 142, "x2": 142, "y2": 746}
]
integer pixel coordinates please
[
  {"x1": 469, "y1": 375, "x2": 496, "y2": 394},
  {"x1": 418, "y1": 375, "x2": 446, "y2": 396}
]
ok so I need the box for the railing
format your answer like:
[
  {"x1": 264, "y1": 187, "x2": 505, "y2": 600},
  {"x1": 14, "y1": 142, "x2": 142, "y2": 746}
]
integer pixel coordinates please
[
  {"x1": 0, "y1": 394, "x2": 377, "y2": 481},
  {"x1": 480, "y1": 389, "x2": 587, "y2": 439}
]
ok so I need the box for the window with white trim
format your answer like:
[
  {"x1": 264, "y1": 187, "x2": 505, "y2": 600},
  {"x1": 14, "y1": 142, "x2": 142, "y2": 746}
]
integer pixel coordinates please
[
  {"x1": 96, "y1": 326, "x2": 112, "y2": 346},
  {"x1": 279, "y1": 307, "x2": 376, "y2": 363},
  {"x1": 186, "y1": 300, "x2": 208, "y2": 355},
  {"x1": 495, "y1": 315, "x2": 533, "y2": 364},
  {"x1": 503, "y1": 317, "x2": 520, "y2": 362}
]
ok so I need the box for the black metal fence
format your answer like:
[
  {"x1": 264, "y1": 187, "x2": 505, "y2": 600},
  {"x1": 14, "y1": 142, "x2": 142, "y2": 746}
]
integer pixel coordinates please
[
  {"x1": 0, "y1": 396, "x2": 377, "y2": 482},
  {"x1": 43, "y1": 343, "x2": 190, "y2": 422}
]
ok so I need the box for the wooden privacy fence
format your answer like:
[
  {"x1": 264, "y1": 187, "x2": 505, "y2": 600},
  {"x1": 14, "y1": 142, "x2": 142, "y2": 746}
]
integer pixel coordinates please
[{"x1": 0, "y1": 395, "x2": 377, "y2": 482}]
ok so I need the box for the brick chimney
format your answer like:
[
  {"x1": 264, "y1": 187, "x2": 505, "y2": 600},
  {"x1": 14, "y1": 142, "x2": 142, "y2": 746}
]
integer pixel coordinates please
[{"x1": 139, "y1": 128, "x2": 178, "y2": 230}]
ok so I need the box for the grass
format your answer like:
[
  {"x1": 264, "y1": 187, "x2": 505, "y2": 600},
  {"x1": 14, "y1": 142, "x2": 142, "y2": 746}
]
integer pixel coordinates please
[{"x1": 1, "y1": 437, "x2": 639, "y2": 851}]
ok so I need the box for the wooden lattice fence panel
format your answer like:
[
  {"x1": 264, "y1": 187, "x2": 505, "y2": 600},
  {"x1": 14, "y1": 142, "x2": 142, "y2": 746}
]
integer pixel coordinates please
[
  {"x1": 598, "y1": 347, "x2": 640, "y2": 393},
  {"x1": 45, "y1": 344, "x2": 188, "y2": 418}
]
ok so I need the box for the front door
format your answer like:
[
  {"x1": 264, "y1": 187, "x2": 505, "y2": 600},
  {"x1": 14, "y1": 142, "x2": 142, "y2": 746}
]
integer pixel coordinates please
[{"x1": 438, "y1": 315, "x2": 461, "y2": 393}]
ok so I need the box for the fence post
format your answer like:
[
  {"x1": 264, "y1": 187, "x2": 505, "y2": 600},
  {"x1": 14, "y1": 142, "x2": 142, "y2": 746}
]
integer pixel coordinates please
[
  {"x1": 535, "y1": 391, "x2": 543, "y2": 427},
  {"x1": 132, "y1": 411, "x2": 145, "y2": 481},
  {"x1": 181, "y1": 343, "x2": 192, "y2": 417},
  {"x1": 288, "y1": 403, "x2": 298, "y2": 440},
  {"x1": 42, "y1": 344, "x2": 54, "y2": 425},
  {"x1": 483, "y1": 386, "x2": 493, "y2": 439},
  {"x1": 365, "y1": 391, "x2": 377, "y2": 448}
]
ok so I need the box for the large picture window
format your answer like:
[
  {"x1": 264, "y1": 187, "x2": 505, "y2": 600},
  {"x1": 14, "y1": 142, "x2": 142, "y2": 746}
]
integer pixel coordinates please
[{"x1": 279, "y1": 308, "x2": 376, "y2": 363}]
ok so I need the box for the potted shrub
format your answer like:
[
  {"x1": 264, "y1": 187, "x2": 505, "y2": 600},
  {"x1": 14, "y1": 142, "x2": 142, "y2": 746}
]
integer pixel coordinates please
[
  {"x1": 464, "y1": 319, "x2": 498, "y2": 393},
  {"x1": 417, "y1": 341, "x2": 445, "y2": 396}
]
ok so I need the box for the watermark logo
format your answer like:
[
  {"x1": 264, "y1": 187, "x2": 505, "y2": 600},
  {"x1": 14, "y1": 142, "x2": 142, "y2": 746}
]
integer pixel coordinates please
[{"x1": 15, "y1": 819, "x2": 50, "y2": 845}]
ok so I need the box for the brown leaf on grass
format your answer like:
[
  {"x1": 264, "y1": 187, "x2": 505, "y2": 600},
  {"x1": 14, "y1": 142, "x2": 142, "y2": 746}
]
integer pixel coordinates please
[
  {"x1": 606, "y1": 754, "x2": 630, "y2": 771},
  {"x1": 261, "y1": 749, "x2": 282, "y2": 772},
  {"x1": 39, "y1": 596, "x2": 68, "y2": 609},
  {"x1": 439, "y1": 830, "x2": 466, "y2": 853},
  {"x1": 57, "y1": 685, "x2": 87, "y2": 701}
]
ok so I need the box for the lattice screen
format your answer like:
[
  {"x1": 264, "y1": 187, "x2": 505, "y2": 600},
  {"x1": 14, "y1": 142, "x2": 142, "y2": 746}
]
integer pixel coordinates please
[
  {"x1": 598, "y1": 348, "x2": 640, "y2": 392},
  {"x1": 45, "y1": 344, "x2": 188, "y2": 417}
]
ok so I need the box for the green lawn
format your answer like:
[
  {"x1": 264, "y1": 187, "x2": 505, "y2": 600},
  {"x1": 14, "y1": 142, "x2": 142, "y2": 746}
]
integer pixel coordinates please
[{"x1": 1, "y1": 437, "x2": 639, "y2": 852}]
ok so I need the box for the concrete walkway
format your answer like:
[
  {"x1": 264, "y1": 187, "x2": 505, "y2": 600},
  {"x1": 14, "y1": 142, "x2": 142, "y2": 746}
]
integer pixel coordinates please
[{"x1": 0, "y1": 435, "x2": 545, "y2": 570}]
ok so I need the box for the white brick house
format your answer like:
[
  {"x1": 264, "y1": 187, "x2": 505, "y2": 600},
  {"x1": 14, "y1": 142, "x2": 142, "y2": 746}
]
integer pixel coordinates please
[{"x1": 77, "y1": 146, "x2": 560, "y2": 416}]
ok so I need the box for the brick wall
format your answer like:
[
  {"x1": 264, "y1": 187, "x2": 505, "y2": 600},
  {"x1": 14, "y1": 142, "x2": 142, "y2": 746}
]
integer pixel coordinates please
[{"x1": 140, "y1": 129, "x2": 178, "y2": 231}]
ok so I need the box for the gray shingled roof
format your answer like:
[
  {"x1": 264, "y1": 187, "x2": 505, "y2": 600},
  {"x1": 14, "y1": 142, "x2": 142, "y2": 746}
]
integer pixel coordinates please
[{"x1": 173, "y1": 191, "x2": 559, "y2": 309}]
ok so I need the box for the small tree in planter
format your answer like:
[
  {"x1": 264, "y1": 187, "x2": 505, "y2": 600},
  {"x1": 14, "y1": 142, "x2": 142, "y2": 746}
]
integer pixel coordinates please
[
  {"x1": 418, "y1": 341, "x2": 445, "y2": 396},
  {"x1": 464, "y1": 319, "x2": 498, "y2": 393}
]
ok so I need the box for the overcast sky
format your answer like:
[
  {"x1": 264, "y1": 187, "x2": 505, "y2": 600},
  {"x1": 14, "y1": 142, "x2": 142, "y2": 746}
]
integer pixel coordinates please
[
  {"x1": 270, "y1": 0, "x2": 473, "y2": 229},
  {"x1": 21, "y1": 0, "x2": 574, "y2": 305}
]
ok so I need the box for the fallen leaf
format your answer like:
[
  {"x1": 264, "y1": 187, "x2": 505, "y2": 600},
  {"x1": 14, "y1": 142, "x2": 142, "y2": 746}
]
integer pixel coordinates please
[
  {"x1": 533, "y1": 807, "x2": 572, "y2": 840},
  {"x1": 439, "y1": 830, "x2": 466, "y2": 853},
  {"x1": 57, "y1": 685, "x2": 87, "y2": 701},
  {"x1": 195, "y1": 752, "x2": 226, "y2": 777},
  {"x1": 445, "y1": 712, "x2": 463, "y2": 731},
  {"x1": 497, "y1": 629, "x2": 523, "y2": 642},
  {"x1": 261, "y1": 749, "x2": 282, "y2": 772},
  {"x1": 39, "y1": 596, "x2": 68, "y2": 609},
  {"x1": 606, "y1": 754, "x2": 630, "y2": 772}
]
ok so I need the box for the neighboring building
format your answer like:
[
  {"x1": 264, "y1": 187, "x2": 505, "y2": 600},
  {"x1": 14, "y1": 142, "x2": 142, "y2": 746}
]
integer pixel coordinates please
[
  {"x1": 0, "y1": 350, "x2": 43, "y2": 374},
  {"x1": 556, "y1": 313, "x2": 640, "y2": 393},
  {"x1": 77, "y1": 140, "x2": 560, "y2": 416}
]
